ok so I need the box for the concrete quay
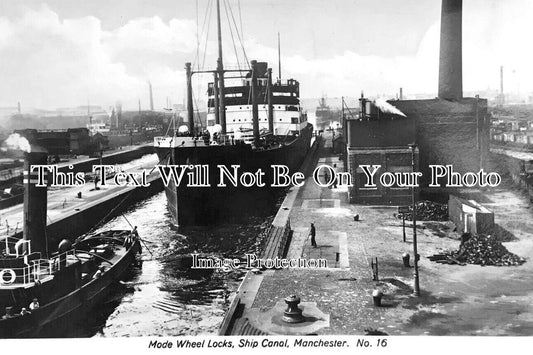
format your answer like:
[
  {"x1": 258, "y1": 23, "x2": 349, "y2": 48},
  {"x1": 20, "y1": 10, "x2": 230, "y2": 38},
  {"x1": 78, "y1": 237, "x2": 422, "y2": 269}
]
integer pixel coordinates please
[
  {"x1": 0, "y1": 143, "x2": 155, "y2": 210},
  {"x1": 55, "y1": 143, "x2": 154, "y2": 174},
  {"x1": 0, "y1": 153, "x2": 162, "y2": 247},
  {"x1": 222, "y1": 131, "x2": 533, "y2": 336}
]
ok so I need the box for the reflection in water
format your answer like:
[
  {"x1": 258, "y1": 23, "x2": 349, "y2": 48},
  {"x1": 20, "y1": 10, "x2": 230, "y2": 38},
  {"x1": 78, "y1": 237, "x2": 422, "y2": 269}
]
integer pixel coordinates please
[{"x1": 76, "y1": 192, "x2": 271, "y2": 337}]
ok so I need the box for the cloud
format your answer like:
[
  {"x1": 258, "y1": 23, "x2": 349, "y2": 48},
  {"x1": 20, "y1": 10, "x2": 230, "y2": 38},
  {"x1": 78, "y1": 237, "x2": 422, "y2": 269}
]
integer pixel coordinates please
[
  {"x1": 0, "y1": 5, "x2": 195, "y2": 110},
  {"x1": 239, "y1": 0, "x2": 533, "y2": 100},
  {"x1": 0, "y1": 1, "x2": 531, "y2": 113},
  {"x1": 241, "y1": 30, "x2": 439, "y2": 99},
  {"x1": 0, "y1": 4, "x2": 437, "y2": 112},
  {"x1": 462, "y1": 0, "x2": 533, "y2": 96},
  {"x1": 105, "y1": 17, "x2": 197, "y2": 56}
]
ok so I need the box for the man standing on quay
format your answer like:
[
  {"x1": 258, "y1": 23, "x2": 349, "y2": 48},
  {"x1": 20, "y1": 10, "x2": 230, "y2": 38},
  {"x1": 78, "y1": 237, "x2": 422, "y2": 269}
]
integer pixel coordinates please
[{"x1": 310, "y1": 223, "x2": 317, "y2": 248}]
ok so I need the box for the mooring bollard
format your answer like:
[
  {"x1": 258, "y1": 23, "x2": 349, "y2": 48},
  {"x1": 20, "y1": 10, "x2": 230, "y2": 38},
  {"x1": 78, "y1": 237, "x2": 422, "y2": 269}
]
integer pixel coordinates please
[
  {"x1": 282, "y1": 295, "x2": 305, "y2": 324},
  {"x1": 402, "y1": 253, "x2": 410, "y2": 267},
  {"x1": 372, "y1": 290, "x2": 383, "y2": 307}
]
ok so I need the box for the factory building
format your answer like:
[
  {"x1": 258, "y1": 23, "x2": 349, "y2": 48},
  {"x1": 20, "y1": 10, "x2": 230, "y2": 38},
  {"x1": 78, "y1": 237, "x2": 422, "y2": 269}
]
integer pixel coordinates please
[
  {"x1": 345, "y1": 99, "x2": 418, "y2": 204},
  {"x1": 345, "y1": 0, "x2": 490, "y2": 205}
]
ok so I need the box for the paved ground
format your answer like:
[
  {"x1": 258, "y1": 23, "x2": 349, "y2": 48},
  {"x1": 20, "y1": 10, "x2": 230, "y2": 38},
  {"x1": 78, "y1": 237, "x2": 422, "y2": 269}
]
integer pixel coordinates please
[{"x1": 244, "y1": 131, "x2": 533, "y2": 335}]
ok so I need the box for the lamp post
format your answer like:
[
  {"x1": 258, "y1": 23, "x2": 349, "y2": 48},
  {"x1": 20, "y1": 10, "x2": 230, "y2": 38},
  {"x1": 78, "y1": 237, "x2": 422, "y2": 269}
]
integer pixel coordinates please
[{"x1": 408, "y1": 143, "x2": 420, "y2": 296}]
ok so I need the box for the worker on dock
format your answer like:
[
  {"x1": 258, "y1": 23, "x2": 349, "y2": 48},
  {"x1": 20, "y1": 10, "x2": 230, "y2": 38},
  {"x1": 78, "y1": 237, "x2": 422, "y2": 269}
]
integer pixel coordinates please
[{"x1": 310, "y1": 223, "x2": 317, "y2": 248}]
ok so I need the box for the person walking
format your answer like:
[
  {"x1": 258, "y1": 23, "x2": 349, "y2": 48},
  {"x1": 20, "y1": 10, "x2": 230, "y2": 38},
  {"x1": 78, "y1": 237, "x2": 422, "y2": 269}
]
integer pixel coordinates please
[{"x1": 310, "y1": 223, "x2": 317, "y2": 248}]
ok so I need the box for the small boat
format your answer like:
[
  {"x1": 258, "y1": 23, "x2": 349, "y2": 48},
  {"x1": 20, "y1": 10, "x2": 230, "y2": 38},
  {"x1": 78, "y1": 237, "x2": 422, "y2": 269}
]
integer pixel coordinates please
[
  {"x1": 0, "y1": 148, "x2": 142, "y2": 337},
  {"x1": 0, "y1": 230, "x2": 141, "y2": 338}
]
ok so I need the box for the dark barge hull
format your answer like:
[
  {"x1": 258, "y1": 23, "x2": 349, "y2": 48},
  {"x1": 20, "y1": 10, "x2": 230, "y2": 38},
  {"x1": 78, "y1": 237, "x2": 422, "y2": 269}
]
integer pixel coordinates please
[
  {"x1": 0, "y1": 239, "x2": 141, "y2": 338},
  {"x1": 155, "y1": 124, "x2": 313, "y2": 226}
]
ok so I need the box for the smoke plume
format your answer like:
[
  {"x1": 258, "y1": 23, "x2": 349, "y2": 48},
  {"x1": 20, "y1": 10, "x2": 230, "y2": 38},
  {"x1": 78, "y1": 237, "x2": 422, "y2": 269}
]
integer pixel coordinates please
[
  {"x1": 2, "y1": 133, "x2": 31, "y2": 153},
  {"x1": 374, "y1": 98, "x2": 407, "y2": 117}
]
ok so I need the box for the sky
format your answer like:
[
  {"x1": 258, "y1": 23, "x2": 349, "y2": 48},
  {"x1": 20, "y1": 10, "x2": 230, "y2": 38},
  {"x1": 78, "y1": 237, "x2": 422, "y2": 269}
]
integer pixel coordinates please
[{"x1": 0, "y1": 0, "x2": 531, "y2": 111}]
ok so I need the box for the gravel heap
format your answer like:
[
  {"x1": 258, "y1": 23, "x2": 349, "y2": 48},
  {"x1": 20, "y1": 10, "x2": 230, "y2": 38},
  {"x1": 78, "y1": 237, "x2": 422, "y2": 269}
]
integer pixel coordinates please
[
  {"x1": 398, "y1": 200, "x2": 448, "y2": 221},
  {"x1": 431, "y1": 234, "x2": 525, "y2": 266}
]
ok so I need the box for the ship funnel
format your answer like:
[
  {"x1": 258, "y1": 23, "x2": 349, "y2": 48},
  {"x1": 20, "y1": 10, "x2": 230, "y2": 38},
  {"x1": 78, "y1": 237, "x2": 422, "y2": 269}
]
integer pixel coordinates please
[
  {"x1": 23, "y1": 147, "x2": 48, "y2": 257},
  {"x1": 438, "y1": 0, "x2": 463, "y2": 100}
]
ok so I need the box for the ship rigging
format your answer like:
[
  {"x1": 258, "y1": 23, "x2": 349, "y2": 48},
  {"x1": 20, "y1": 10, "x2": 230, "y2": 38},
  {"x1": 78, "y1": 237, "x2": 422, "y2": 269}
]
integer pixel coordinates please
[{"x1": 153, "y1": 0, "x2": 312, "y2": 226}]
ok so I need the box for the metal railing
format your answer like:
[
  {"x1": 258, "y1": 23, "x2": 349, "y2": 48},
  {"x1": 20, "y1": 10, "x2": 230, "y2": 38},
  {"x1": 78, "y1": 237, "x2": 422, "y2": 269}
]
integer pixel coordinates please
[
  {"x1": 0, "y1": 246, "x2": 77, "y2": 287},
  {"x1": 2, "y1": 236, "x2": 30, "y2": 256}
]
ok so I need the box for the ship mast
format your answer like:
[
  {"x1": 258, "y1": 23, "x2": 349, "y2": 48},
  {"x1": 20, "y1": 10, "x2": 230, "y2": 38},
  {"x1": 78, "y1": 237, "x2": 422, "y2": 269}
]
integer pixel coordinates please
[
  {"x1": 251, "y1": 60, "x2": 260, "y2": 146},
  {"x1": 278, "y1": 32, "x2": 281, "y2": 80},
  {"x1": 216, "y1": 0, "x2": 227, "y2": 135},
  {"x1": 267, "y1": 68, "x2": 274, "y2": 133},
  {"x1": 185, "y1": 62, "x2": 194, "y2": 134}
]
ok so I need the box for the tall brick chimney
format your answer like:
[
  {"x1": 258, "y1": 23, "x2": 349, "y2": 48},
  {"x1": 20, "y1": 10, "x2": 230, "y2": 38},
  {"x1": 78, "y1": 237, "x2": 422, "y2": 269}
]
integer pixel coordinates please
[
  {"x1": 438, "y1": 0, "x2": 463, "y2": 100},
  {"x1": 23, "y1": 150, "x2": 48, "y2": 257}
]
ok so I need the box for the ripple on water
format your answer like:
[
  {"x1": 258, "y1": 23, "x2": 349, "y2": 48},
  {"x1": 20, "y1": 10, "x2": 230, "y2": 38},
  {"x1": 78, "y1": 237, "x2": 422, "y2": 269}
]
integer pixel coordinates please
[{"x1": 80, "y1": 192, "x2": 269, "y2": 337}]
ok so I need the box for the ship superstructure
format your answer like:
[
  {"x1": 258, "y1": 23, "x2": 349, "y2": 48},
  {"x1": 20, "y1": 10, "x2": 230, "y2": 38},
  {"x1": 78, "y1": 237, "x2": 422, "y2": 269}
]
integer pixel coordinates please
[{"x1": 154, "y1": 0, "x2": 312, "y2": 226}]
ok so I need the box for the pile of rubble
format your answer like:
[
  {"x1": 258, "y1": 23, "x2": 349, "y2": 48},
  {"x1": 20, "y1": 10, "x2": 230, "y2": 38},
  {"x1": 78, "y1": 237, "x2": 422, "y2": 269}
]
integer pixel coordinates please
[
  {"x1": 429, "y1": 234, "x2": 526, "y2": 266},
  {"x1": 398, "y1": 200, "x2": 448, "y2": 221}
]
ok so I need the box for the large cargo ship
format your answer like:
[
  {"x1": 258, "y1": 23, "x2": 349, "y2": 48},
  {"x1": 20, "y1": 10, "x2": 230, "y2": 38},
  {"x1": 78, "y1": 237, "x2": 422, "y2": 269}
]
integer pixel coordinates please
[
  {"x1": 154, "y1": 0, "x2": 312, "y2": 226},
  {"x1": 315, "y1": 97, "x2": 340, "y2": 131}
]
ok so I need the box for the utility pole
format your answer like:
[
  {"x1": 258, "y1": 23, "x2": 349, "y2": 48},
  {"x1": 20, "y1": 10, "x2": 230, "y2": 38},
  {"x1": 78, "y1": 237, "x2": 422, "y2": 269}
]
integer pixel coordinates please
[
  {"x1": 341, "y1": 97, "x2": 345, "y2": 139},
  {"x1": 409, "y1": 143, "x2": 420, "y2": 296}
]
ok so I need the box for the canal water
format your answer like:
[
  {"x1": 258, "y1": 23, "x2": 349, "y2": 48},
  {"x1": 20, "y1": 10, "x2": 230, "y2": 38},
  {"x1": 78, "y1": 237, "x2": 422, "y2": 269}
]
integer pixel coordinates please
[{"x1": 73, "y1": 191, "x2": 271, "y2": 337}]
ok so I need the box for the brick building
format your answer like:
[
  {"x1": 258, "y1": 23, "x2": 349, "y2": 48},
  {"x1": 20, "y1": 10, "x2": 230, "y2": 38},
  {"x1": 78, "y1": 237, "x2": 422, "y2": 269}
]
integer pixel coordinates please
[{"x1": 345, "y1": 100, "x2": 418, "y2": 204}]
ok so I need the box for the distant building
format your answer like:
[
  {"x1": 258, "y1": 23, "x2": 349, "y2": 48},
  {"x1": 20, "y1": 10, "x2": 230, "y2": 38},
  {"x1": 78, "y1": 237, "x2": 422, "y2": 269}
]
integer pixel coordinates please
[
  {"x1": 503, "y1": 132, "x2": 516, "y2": 142},
  {"x1": 0, "y1": 107, "x2": 19, "y2": 120},
  {"x1": 15, "y1": 128, "x2": 92, "y2": 155},
  {"x1": 515, "y1": 133, "x2": 533, "y2": 145}
]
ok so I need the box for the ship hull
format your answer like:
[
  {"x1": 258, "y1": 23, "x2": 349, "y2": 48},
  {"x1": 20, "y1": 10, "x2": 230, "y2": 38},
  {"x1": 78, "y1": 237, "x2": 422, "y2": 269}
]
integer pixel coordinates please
[{"x1": 156, "y1": 124, "x2": 313, "y2": 226}]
